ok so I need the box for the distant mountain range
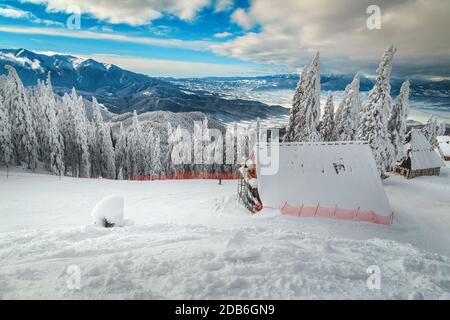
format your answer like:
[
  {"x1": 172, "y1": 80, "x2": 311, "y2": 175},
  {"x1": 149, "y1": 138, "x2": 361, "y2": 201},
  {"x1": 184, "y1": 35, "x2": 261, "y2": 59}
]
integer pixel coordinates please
[
  {"x1": 0, "y1": 48, "x2": 288, "y2": 122},
  {"x1": 170, "y1": 74, "x2": 450, "y2": 98},
  {"x1": 170, "y1": 74, "x2": 450, "y2": 123}
]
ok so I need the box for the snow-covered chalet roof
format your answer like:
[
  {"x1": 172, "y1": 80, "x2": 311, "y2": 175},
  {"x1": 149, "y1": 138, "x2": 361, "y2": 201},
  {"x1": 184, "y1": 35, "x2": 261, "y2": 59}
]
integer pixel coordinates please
[
  {"x1": 408, "y1": 130, "x2": 445, "y2": 170},
  {"x1": 255, "y1": 141, "x2": 392, "y2": 217},
  {"x1": 437, "y1": 136, "x2": 450, "y2": 157}
]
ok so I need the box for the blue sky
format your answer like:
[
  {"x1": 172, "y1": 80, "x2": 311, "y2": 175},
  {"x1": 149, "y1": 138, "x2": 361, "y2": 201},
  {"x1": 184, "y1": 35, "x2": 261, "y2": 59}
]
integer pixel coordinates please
[{"x1": 1, "y1": 0, "x2": 449, "y2": 78}]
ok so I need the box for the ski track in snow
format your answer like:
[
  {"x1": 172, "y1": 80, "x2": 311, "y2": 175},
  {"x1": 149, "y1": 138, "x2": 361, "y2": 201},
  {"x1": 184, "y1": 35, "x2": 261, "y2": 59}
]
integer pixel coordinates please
[{"x1": 0, "y1": 165, "x2": 449, "y2": 299}]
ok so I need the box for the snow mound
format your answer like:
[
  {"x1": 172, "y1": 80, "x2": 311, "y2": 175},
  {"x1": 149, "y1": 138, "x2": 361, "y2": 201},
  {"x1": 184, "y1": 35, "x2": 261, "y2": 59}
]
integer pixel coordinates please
[{"x1": 91, "y1": 195, "x2": 126, "y2": 228}]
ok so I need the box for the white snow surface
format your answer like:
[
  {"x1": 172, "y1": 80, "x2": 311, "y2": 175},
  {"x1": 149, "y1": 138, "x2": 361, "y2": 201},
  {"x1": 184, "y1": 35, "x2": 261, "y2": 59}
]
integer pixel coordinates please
[{"x1": 0, "y1": 165, "x2": 449, "y2": 299}]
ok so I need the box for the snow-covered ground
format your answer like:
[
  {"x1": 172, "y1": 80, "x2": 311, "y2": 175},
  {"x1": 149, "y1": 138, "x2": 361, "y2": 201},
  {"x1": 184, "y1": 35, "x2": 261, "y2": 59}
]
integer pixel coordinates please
[{"x1": 0, "y1": 165, "x2": 449, "y2": 299}]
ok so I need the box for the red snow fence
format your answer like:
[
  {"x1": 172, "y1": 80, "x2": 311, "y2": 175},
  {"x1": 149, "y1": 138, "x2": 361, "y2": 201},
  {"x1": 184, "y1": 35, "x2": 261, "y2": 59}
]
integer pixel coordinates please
[
  {"x1": 276, "y1": 203, "x2": 394, "y2": 225},
  {"x1": 131, "y1": 172, "x2": 241, "y2": 181}
]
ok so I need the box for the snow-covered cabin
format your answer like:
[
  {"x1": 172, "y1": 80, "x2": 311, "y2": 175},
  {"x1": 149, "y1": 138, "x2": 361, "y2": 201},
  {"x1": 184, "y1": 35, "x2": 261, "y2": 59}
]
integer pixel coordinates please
[
  {"x1": 437, "y1": 136, "x2": 450, "y2": 161},
  {"x1": 249, "y1": 141, "x2": 394, "y2": 225},
  {"x1": 394, "y1": 129, "x2": 445, "y2": 178}
]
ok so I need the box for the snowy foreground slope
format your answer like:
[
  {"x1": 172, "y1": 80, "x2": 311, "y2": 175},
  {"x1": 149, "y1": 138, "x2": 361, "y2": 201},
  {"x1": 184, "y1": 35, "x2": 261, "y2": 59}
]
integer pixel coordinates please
[{"x1": 0, "y1": 166, "x2": 449, "y2": 299}]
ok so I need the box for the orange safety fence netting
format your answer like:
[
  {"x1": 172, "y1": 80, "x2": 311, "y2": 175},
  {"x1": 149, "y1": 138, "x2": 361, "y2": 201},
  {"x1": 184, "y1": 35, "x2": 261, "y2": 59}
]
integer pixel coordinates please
[
  {"x1": 131, "y1": 172, "x2": 241, "y2": 180},
  {"x1": 272, "y1": 203, "x2": 394, "y2": 225},
  {"x1": 0, "y1": 171, "x2": 241, "y2": 181}
]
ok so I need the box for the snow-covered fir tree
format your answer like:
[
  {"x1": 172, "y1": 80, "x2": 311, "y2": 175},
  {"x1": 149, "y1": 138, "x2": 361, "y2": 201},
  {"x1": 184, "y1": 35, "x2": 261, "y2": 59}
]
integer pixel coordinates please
[
  {"x1": 225, "y1": 123, "x2": 237, "y2": 166},
  {"x1": 103, "y1": 122, "x2": 116, "y2": 179},
  {"x1": 284, "y1": 69, "x2": 305, "y2": 143},
  {"x1": 422, "y1": 116, "x2": 438, "y2": 147},
  {"x1": 27, "y1": 84, "x2": 44, "y2": 159},
  {"x1": 35, "y1": 74, "x2": 65, "y2": 175},
  {"x1": 150, "y1": 130, "x2": 164, "y2": 176},
  {"x1": 117, "y1": 167, "x2": 124, "y2": 180},
  {"x1": 320, "y1": 92, "x2": 335, "y2": 142},
  {"x1": 334, "y1": 73, "x2": 361, "y2": 141},
  {"x1": 126, "y1": 110, "x2": 145, "y2": 178},
  {"x1": 437, "y1": 122, "x2": 447, "y2": 136},
  {"x1": 193, "y1": 119, "x2": 205, "y2": 171},
  {"x1": 61, "y1": 88, "x2": 91, "y2": 178},
  {"x1": 387, "y1": 80, "x2": 410, "y2": 165},
  {"x1": 357, "y1": 46, "x2": 397, "y2": 177},
  {"x1": 144, "y1": 131, "x2": 153, "y2": 176},
  {"x1": 3, "y1": 66, "x2": 38, "y2": 169},
  {"x1": 284, "y1": 52, "x2": 321, "y2": 142},
  {"x1": 165, "y1": 122, "x2": 175, "y2": 175},
  {"x1": 114, "y1": 122, "x2": 127, "y2": 179},
  {"x1": 91, "y1": 98, "x2": 115, "y2": 179},
  {"x1": 0, "y1": 98, "x2": 12, "y2": 165}
]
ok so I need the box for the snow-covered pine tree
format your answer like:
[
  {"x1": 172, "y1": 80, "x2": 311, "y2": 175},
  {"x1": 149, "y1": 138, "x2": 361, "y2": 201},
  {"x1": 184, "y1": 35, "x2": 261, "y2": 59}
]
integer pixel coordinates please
[
  {"x1": 126, "y1": 110, "x2": 145, "y2": 178},
  {"x1": 437, "y1": 122, "x2": 447, "y2": 136},
  {"x1": 357, "y1": 46, "x2": 397, "y2": 177},
  {"x1": 0, "y1": 99, "x2": 13, "y2": 165},
  {"x1": 202, "y1": 117, "x2": 213, "y2": 173},
  {"x1": 225, "y1": 122, "x2": 236, "y2": 166},
  {"x1": 90, "y1": 98, "x2": 103, "y2": 177},
  {"x1": 422, "y1": 116, "x2": 438, "y2": 147},
  {"x1": 151, "y1": 130, "x2": 164, "y2": 176},
  {"x1": 192, "y1": 119, "x2": 204, "y2": 173},
  {"x1": 70, "y1": 89, "x2": 91, "y2": 177},
  {"x1": 117, "y1": 167, "x2": 124, "y2": 180},
  {"x1": 320, "y1": 92, "x2": 335, "y2": 142},
  {"x1": 143, "y1": 130, "x2": 153, "y2": 176},
  {"x1": 284, "y1": 52, "x2": 321, "y2": 142},
  {"x1": 165, "y1": 122, "x2": 175, "y2": 175},
  {"x1": 0, "y1": 75, "x2": 6, "y2": 98},
  {"x1": 28, "y1": 84, "x2": 44, "y2": 160},
  {"x1": 38, "y1": 73, "x2": 65, "y2": 175},
  {"x1": 91, "y1": 98, "x2": 115, "y2": 179},
  {"x1": 114, "y1": 122, "x2": 127, "y2": 179},
  {"x1": 58, "y1": 92, "x2": 71, "y2": 174},
  {"x1": 334, "y1": 73, "x2": 362, "y2": 141},
  {"x1": 104, "y1": 122, "x2": 116, "y2": 179},
  {"x1": 284, "y1": 69, "x2": 305, "y2": 142},
  {"x1": 3, "y1": 66, "x2": 38, "y2": 169},
  {"x1": 387, "y1": 80, "x2": 410, "y2": 165}
]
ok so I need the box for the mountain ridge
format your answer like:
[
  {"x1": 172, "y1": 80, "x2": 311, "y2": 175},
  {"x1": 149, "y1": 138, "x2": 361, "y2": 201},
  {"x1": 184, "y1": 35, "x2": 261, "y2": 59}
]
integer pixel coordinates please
[{"x1": 0, "y1": 48, "x2": 288, "y2": 122}]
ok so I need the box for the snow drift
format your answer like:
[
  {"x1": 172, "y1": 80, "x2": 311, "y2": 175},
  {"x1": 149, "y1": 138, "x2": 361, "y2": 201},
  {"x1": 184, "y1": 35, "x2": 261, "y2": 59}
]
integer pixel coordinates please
[{"x1": 91, "y1": 195, "x2": 126, "y2": 228}]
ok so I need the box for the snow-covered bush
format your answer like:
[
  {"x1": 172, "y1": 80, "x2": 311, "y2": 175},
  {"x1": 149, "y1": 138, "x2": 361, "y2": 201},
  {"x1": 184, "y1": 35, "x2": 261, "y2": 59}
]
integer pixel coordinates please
[{"x1": 91, "y1": 195, "x2": 125, "y2": 228}]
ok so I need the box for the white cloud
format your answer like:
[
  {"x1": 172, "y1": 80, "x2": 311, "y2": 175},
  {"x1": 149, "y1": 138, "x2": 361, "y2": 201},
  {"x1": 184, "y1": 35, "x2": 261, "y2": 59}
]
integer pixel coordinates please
[
  {"x1": 231, "y1": 8, "x2": 254, "y2": 30},
  {"x1": 213, "y1": 31, "x2": 232, "y2": 38},
  {"x1": 73, "y1": 53, "x2": 267, "y2": 77},
  {"x1": 0, "y1": 6, "x2": 32, "y2": 19},
  {"x1": 0, "y1": 26, "x2": 213, "y2": 51},
  {"x1": 148, "y1": 25, "x2": 172, "y2": 36},
  {"x1": 215, "y1": 0, "x2": 450, "y2": 77},
  {"x1": 214, "y1": 0, "x2": 233, "y2": 13},
  {"x1": 0, "y1": 5, "x2": 64, "y2": 26},
  {"x1": 20, "y1": 0, "x2": 211, "y2": 26}
]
